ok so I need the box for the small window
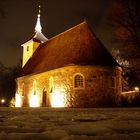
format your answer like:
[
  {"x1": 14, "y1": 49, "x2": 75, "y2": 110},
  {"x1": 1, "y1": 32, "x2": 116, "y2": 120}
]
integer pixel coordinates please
[
  {"x1": 74, "y1": 74, "x2": 84, "y2": 89},
  {"x1": 27, "y1": 46, "x2": 29, "y2": 51}
]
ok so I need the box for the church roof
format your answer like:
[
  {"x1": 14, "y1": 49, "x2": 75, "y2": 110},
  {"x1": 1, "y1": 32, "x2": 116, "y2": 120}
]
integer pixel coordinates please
[{"x1": 21, "y1": 21, "x2": 119, "y2": 76}]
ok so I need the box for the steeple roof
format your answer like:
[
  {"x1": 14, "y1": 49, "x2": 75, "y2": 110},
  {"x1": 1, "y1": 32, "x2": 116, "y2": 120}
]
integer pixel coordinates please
[
  {"x1": 33, "y1": 5, "x2": 48, "y2": 42},
  {"x1": 22, "y1": 5, "x2": 47, "y2": 45},
  {"x1": 21, "y1": 21, "x2": 119, "y2": 76}
]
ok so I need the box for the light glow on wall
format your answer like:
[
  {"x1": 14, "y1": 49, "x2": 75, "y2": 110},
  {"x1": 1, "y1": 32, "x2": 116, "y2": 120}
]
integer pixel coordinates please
[
  {"x1": 51, "y1": 90, "x2": 65, "y2": 107},
  {"x1": 29, "y1": 94, "x2": 40, "y2": 107},
  {"x1": 15, "y1": 93, "x2": 22, "y2": 107}
]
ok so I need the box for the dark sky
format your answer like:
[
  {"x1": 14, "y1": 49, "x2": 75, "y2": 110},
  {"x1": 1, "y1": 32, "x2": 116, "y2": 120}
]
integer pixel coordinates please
[{"x1": 0, "y1": 0, "x2": 115, "y2": 67}]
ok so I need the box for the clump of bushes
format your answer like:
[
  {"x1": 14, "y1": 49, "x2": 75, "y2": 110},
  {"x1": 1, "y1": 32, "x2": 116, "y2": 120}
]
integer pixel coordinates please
[{"x1": 120, "y1": 92, "x2": 140, "y2": 107}]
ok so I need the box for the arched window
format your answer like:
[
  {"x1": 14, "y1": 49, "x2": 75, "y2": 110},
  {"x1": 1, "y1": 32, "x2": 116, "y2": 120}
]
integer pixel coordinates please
[
  {"x1": 22, "y1": 83, "x2": 25, "y2": 96},
  {"x1": 49, "y1": 76, "x2": 54, "y2": 93},
  {"x1": 33, "y1": 80, "x2": 37, "y2": 95},
  {"x1": 74, "y1": 74, "x2": 84, "y2": 89}
]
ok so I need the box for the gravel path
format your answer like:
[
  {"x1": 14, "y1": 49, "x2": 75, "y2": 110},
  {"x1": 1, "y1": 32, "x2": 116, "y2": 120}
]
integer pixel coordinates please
[{"x1": 0, "y1": 108, "x2": 140, "y2": 140}]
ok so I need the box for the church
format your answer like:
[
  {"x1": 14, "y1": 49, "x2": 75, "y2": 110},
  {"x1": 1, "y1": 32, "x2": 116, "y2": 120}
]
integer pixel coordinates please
[{"x1": 15, "y1": 7, "x2": 122, "y2": 108}]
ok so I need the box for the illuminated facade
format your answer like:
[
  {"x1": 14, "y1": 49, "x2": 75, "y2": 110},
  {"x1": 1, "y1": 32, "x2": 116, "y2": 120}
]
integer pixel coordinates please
[{"x1": 15, "y1": 8, "x2": 122, "y2": 107}]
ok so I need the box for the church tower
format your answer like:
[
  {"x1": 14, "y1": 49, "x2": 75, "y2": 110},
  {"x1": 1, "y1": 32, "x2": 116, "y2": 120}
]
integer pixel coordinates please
[{"x1": 22, "y1": 6, "x2": 47, "y2": 67}]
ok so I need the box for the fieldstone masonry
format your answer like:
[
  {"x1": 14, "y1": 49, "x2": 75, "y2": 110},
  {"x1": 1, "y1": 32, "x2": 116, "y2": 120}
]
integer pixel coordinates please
[{"x1": 16, "y1": 65, "x2": 122, "y2": 107}]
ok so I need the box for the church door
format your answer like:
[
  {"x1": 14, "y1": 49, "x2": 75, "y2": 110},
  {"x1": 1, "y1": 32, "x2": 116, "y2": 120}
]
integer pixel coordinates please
[{"x1": 42, "y1": 88, "x2": 47, "y2": 107}]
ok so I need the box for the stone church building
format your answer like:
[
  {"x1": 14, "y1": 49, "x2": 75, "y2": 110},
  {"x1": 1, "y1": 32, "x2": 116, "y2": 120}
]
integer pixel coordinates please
[{"x1": 15, "y1": 9, "x2": 122, "y2": 107}]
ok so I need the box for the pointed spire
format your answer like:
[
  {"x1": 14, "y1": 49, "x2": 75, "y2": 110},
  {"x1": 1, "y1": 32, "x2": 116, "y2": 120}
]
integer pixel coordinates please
[{"x1": 35, "y1": 5, "x2": 42, "y2": 32}]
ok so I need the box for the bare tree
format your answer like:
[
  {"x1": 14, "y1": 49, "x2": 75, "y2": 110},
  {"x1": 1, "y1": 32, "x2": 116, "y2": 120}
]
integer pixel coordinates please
[
  {"x1": 111, "y1": 48, "x2": 129, "y2": 67},
  {"x1": 109, "y1": 0, "x2": 140, "y2": 50},
  {"x1": 111, "y1": 48, "x2": 130, "y2": 91},
  {"x1": 0, "y1": 61, "x2": 21, "y2": 106},
  {"x1": 109, "y1": 0, "x2": 140, "y2": 86}
]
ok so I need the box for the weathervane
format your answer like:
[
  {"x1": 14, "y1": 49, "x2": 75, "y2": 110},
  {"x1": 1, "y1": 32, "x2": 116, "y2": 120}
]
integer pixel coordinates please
[
  {"x1": 38, "y1": 5, "x2": 41, "y2": 16},
  {"x1": 35, "y1": 5, "x2": 42, "y2": 33}
]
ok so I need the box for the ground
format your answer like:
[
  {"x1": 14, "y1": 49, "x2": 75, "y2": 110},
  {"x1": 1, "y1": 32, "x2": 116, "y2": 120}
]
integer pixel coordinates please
[{"x1": 0, "y1": 108, "x2": 140, "y2": 140}]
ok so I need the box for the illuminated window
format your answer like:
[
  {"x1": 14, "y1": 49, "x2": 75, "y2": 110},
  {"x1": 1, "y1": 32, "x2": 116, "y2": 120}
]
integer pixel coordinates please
[
  {"x1": 33, "y1": 80, "x2": 37, "y2": 95},
  {"x1": 22, "y1": 83, "x2": 25, "y2": 96},
  {"x1": 74, "y1": 74, "x2": 84, "y2": 89},
  {"x1": 27, "y1": 46, "x2": 29, "y2": 51},
  {"x1": 49, "y1": 76, "x2": 54, "y2": 93}
]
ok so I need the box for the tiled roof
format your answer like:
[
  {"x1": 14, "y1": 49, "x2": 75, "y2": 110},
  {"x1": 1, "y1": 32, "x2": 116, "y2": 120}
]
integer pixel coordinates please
[{"x1": 21, "y1": 21, "x2": 118, "y2": 76}]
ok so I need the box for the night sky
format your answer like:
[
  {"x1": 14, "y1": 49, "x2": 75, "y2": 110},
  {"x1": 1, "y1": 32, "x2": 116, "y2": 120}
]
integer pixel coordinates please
[{"x1": 0, "y1": 0, "x2": 115, "y2": 67}]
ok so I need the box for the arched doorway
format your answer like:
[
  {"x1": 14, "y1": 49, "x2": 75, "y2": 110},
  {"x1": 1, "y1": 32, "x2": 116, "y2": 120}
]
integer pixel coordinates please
[{"x1": 42, "y1": 88, "x2": 47, "y2": 107}]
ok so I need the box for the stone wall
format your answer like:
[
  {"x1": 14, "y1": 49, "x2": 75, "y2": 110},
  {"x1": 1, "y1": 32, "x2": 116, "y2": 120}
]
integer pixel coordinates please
[{"x1": 16, "y1": 65, "x2": 122, "y2": 107}]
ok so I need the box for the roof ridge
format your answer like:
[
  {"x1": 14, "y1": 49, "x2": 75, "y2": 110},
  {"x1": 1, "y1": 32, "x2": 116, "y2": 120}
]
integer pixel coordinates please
[{"x1": 46, "y1": 21, "x2": 88, "y2": 42}]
